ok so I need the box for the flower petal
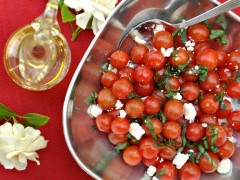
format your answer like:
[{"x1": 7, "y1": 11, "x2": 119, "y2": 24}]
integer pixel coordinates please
[
  {"x1": 76, "y1": 12, "x2": 92, "y2": 29},
  {"x1": 24, "y1": 126, "x2": 41, "y2": 140},
  {"x1": 0, "y1": 154, "x2": 15, "y2": 170},
  {"x1": 0, "y1": 122, "x2": 13, "y2": 134},
  {"x1": 25, "y1": 136, "x2": 48, "y2": 152},
  {"x1": 91, "y1": 18, "x2": 98, "y2": 35},
  {"x1": 92, "y1": 11, "x2": 105, "y2": 21},
  {"x1": 12, "y1": 123, "x2": 25, "y2": 138},
  {"x1": 64, "y1": 0, "x2": 82, "y2": 12}
]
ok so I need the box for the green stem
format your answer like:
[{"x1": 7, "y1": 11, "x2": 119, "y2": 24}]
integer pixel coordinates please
[{"x1": 72, "y1": 26, "x2": 82, "y2": 41}]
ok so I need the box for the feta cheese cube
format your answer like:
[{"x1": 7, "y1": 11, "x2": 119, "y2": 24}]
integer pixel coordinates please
[
  {"x1": 152, "y1": 176, "x2": 158, "y2": 180},
  {"x1": 228, "y1": 136, "x2": 237, "y2": 143},
  {"x1": 115, "y1": 100, "x2": 124, "y2": 110},
  {"x1": 87, "y1": 104, "x2": 103, "y2": 118},
  {"x1": 173, "y1": 92, "x2": 182, "y2": 100},
  {"x1": 135, "y1": 35, "x2": 147, "y2": 44},
  {"x1": 161, "y1": 47, "x2": 174, "y2": 57},
  {"x1": 153, "y1": 23, "x2": 165, "y2": 34},
  {"x1": 201, "y1": 123, "x2": 208, "y2": 128},
  {"x1": 129, "y1": 122, "x2": 145, "y2": 140},
  {"x1": 119, "y1": 110, "x2": 127, "y2": 118},
  {"x1": 217, "y1": 158, "x2": 232, "y2": 174},
  {"x1": 172, "y1": 152, "x2": 189, "y2": 169},
  {"x1": 183, "y1": 103, "x2": 197, "y2": 122},
  {"x1": 147, "y1": 166, "x2": 157, "y2": 177}
]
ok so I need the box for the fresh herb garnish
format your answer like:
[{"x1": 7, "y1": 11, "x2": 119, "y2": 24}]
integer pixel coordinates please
[
  {"x1": 197, "y1": 144, "x2": 218, "y2": 168},
  {"x1": 114, "y1": 142, "x2": 130, "y2": 154},
  {"x1": 0, "y1": 104, "x2": 49, "y2": 128},
  {"x1": 215, "y1": 84, "x2": 227, "y2": 110},
  {"x1": 84, "y1": 91, "x2": 98, "y2": 104},
  {"x1": 216, "y1": 14, "x2": 228, "y2": 30},
  {"x1": 155, "y1": 169, "x2": 166, "y2": 178},
  {"x1": 187, "y1": 66, "x2": 208, "y2": 82},
  {"x1": 127, "y1": 93, "x2": 141, "y2": 99},
  {"x1": 209, "y1": 29, "x2": 227, "y2": 45},
  {"x1": 172, "y1": 28, "x2": 187, "y2": 44},
  {"x1": 178, "y1": 122, "x2": 187, "y2": 153}
]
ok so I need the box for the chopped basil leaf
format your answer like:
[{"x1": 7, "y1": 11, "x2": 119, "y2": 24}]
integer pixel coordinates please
[
  {"x1": 209, "y1": 30, "x2": 227, "y2": 45},
  {"x1": 127, "y1": 93, "x2": 141, "y2": 99},
  {"x1": 144, "y1": 118, "x2": 157, "y2": 139},
  {"x1": 84, "y1": 91, "x2": 98, "y2": 104},
  {"x1": 199, "y1": 66, "x2": 208, "y2": 81},
  {"x1": 114, "y1": 142, "x2": 130, "y2": 154},
  {"x1": 156, "y1": 170, "x2": 166, "y2": 178},
  {"x1": 172, "y1": 29, "x2": 187, "y2": 44},
  {"x1": 178, "y1": 122, "x2": 187, "y2": 153},
  {"x1": 198, "y1": 144, "x2": 218, "y2": 168},
  {"x1": 216, "y1": 14, "x2": 228, "y2": 30}
]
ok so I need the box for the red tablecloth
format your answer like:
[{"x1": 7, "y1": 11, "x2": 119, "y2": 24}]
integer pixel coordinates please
[
  {"x1": 0, "y1": 0, "x2": 94, "y2": 179},
  {"x1": 1, "y1": 0, "x2": 240, "y2": 180}
]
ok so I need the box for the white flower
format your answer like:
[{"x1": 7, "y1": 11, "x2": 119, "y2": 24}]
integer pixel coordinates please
[
  {"x1": 64, "y1": 0, "x2": 117, "y2": 35},
  {"x1": 0, "y1": 122, "x2": 48, "y2": 171}
]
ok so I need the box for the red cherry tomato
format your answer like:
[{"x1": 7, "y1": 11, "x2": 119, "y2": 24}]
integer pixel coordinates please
[
  {"x1": 144, "y1": 96, "x2": 161, "y2": 115},
  {"x1": 228, "y1": 110, "x2": 240, "y2": 130},
  {"x1": 110, "y1": 50, "x2": 129, "y2": 69},
  {"x1": 196, "y1": 48, "x2": 218, "y2": 71},
  {"x1": 144, "y1": 50, "x2": 166, "y2": 70},
  {"x1": 153, "y1": 30, "x2": 174, "y2": 49},
  {"x1": 158, "y1": 146, "x2": 177, "y2": 160},
  {"x1": 179, "y1": 162, "x2": 201, "y2": 180},
  {"x1": 186, "y1": 122, "x2": 205, "y2": 142},
  {"x1": 134, "y1": 81, "x2": 155, "y2": 97},
  {"x1": 188, "y1": 23, "x2": 209, "y2": 41},
  {"x1": 131, "y1": 44, "x2": 149, "y2": 64},
  {"x1": 216, "y1": 50, "x2": 227, "y2": 67},
  {"x1": 217, "y1": 66, "x2": 232, "y2": 83},
  {"x1": 181, "y1": 82, "x2": 200, "y2": 101},
  {"x1": 139, "y1": 137, "x2": 160, "y2": 159},
  {"x1": 118, "y1": 67, "x2": 134, "y2": 82},
  {"x1": 206, "y1": 124, "x2": 227, "y2": 147},
  {"x1": 142, "y1": 118, "x2": 163, "y2": 136},
  {"x1": 125, "y1": 98, "x2": 144, "y2": 118},
  {"x1": 95, "y1": 113, "x2": 113, "y2": 133},
  {"x1": 97, "y1": 88, "x2": 116, "y2": 110},
  {"x1": 199, "y1": 71, "x2": 220, "y2": 92},
  {"x1": 108, "y1": 132, "x2": 128, "y2": 145},
  {"x1": 112, "y1": 78, "x2": 133, "y2": 99},
  {"x1": 156, "y1": 161, "x2": 176, "y2": 180},
  {"x1": 226, "y1": 81, "x2": 240, "y2": 98},
  {"x1": 111, "y1": 117, "x2": 130, "y2": 135},
  {"x1": 162, "y1": 121, "x2": 181, "y2": 139},
  {"x1": 168, "y1": 76, "x2": 181, "y2": 91},
  {"x1": 199, "y1": 94, "x2": 219, "y2": 114},
  {"x1": 226, "y1": 50, "x2": 240, "y2": 71},
  {"x1": 216, "y1": 99, "x2": 232, "y2": 119},
  {"x1": 199, "y1": 152, "x2": 219, "y2": 173},
  {"x1": 123, "y1": 145, "x2": 142, "y2": 166},
  {"x1": 198, "y1": 114, "x2": 218, "y2": 124},
  {"x1": 164, "y1": 100, "x2": 184, "y2": 121},
  {"x1": 217, "y1": 139, "x2": 235, "y2": 159},
  {"x1": 101, "y1": 71, "x2": 119, "y2": 88},
  {"x1": 133, "y1": 65, "x2": 153, "y2": 84}
]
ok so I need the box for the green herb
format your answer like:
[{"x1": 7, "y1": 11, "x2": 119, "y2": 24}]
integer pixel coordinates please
[
  {"x1": 172, "y1": 28, "x2": 187, "y2": 44},
  {"x1": 155, "y1": 169, "x2": 166, "y2": 178},
  {"x1": 144, "y1": 118, "x2": 157, "y2": 139},
  {"x1": 188, "y1": 66, "x2": 208, "y2": 82},
  {"x1": 209, "y1": 29, "x2": 227, "y2": 45},
  {"x1": 0, "y1": 103, "x2": 49, "y2": 128},
  {"x1": 234, "y1": 71, "x2": 240, "y2": 82},
  {"x1": 127, "y1": 93, "x2": 141, "y2": 99},
  {"x1": 198, "y1": 144, "x2": 218, "y2": 168},
  {"x1": 114, "y1": 142, "x2": 130, "y2": 153},
  {"x1": 60, "y1": 3, "x2": 76, "y2": 23},
  {"x1": 171, "y1": 50, "x2": 178, "y2": 58},
  {"x1": 127, "y1": 133, "x2": 138, "y2": 142},
  {"x1": 84, "y1": 91, "x2": 98, "y2": 104},
  {"x1": 215, "y1": 84, "x2": 227, "y2": 110},
  {"x1": 216, "y1": 14, "x2": 228, "y2": 30},
  {"x1": 178, "y1": 122, "x2": 187, "y2": 153}
]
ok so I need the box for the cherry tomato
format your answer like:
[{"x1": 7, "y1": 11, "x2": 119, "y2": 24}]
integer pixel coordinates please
[
  {"x1": 118, "y1": 67, "x2": 134, "y2": 82},
  {"x1": 110, "y1": 50, "x2": 129, "y2": 69},
  {"x1": 158, "y1": 146, "x2": 176, "y2": 160},
  {"x1": 199, "y1": 152, "x2": 219, "y2": 173},
  {"x1": 206, "y1": 124, "x2": 227, "y2": 147},
  {"x1": 217, "y1": 66, "x2": 232, "y2": 83},
  {"x1": 133, "y1": 65, "x2": 153, "y2": 84},
  {"x1": 216, "y1": 99, "x2": 232, "y2": 119},
  {"x1": 156, "y1": 161, "x2": 176, "y2": 180},
  {"x1": 196, "y1": 48, "x2": 218, "y2": 71},
  {"x1": 228, "y1": 110, "x2": 240, "y2": 130},
  {"x1": 188, "y1": 23, "x2": 209, "y2": 41},
  {"x1": 131, "y1": 44, "x2": 149, "y2": 64},
  {"x1": 199, "y1": 94, "x2": 219, "y2": 114},
  {"x1": 139, "y1": 137, "x2": 160, "y2": 159},
  {"x1": 186, "y1": 122, "x2": 205, "y2": 142},
  {"x1": 217, "y1": 139, "x2": 235, "y2": 159},
  {"x1": 162, "y1": 121, "x2": 181, "y2": 139},
  {"x1": 144, "y1": 96, "x2": 161, "y2": 115},
  {"x1": 226, "y1": 81, "x2": 240, "y2": 98},
  {"x1": 153, "y1": 30, "x2": 174, "y2": 49},
  {"x1": 199, "y1": 71, "x2": 220, "y2": 92},
  {"x1": 164, "y1": 100, "x2": 184, "y2": 121},
  {"x1": 194, "y1": 41, "x2": 210, "y2": 54},
  {"x1": 97, "y1": 88, "x2": 117, "y2": 110},
  {"x1": 226, "y1": 50, "x2": 240, "y2": 71},
  {"x1": 95, "y1": 113, "x2": 113, "y2": 133},
  {"x1": 144, "y1": 50, "x2": 166, "y2": 70},
  {"x1": 101, "y1": 71, "x2": 119, "y2": 88},
  {"x1": 134, "y1": 81, "x2": 154, "y2": 96},
  {"x1": 123, "y1": 145, "x2": 142, "y2": 166},
  {"x1": 216, "y1": 50, "x2": 227, "y2": 67},
  {"x1": 179, "y1": 162, "x2": 201, "y2": 180},
  {"x1": 198, "y1": 114, "x2": 218, "y2": 124},
  {"x1": 111, "y1": 117, "x2": 130, "y2": 135},
  {"x1": 168, "y1": 76, "x2": 181, "y2": 91},
  {"x1": 108, "y1": 132, "x2": 128, "y2": 145},
  {"x1": 182, "y1": 66, "x2": 199, "y2": 82},
  {"x1": 181, "y1": 82, "x2": 200, "y2": 101},
  {"x1": 112, "y1": 78, "x2": 133, "y2": 99},
  {"x1": 169, "y1": 48, "x2": 189, "y2": 67},
  {"x1": 142, "y1": 155, "x2": 159, "y2": 167},
  {"x1": 125, "y1": 98, "x2": 144, "y2": 118}
]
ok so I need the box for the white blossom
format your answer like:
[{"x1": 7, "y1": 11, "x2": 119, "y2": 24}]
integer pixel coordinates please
[
  {"x1": 64, "y1": 0, "x2": 117, "y2": 34},
  {"x1": 0, "y1": 122, "x2": 48, "y2": 171}
]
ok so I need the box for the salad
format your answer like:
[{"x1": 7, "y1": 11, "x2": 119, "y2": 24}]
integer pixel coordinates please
[{"x1": 86, "y1": 14, "x2": 240, "y2": 180}]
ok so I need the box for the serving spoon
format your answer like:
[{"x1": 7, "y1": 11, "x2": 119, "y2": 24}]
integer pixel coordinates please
[{"x1": 118, "y1": 0, "x2": 240, "y2": 49}]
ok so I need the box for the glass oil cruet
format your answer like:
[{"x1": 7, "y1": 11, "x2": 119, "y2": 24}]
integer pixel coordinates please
[{"x1": 3, "y1": 0, "x2": 71, "y2": 91}]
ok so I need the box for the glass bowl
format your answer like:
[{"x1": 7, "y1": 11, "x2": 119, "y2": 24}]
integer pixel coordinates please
[{"x1": 63, "y1": 0, "x2": 240, "y2": 179}]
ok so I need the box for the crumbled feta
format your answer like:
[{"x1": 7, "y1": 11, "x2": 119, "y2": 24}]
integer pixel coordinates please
[
  {"x1": 194, "y1": 65, "x2": 199, "y2": 70},
  {"x1": 161, "y1": 47, "x2": 174, "y2": 57},
  {"x1": 173, "y1": 92, "x2": 182, "y2": 100},
  {"x1": 87, "y1": 104, "x2": 103, "y2": 118},
  {"x1": 119, "y1": 110, "x2": 127, "y2": 118},
  {"x1": 159, "y1": 158, "x2": 164, "y2": 163},
  {"x1": 153, "y1": 23, "x2": 165, "y2": 34},
  {"x1": 127, "y1": 61, "x2": 137, "y2": 68},
  {"x1": 107, "y1": 63, "x2": 118, "y2": 73},
  {"x1": 228, "y1": 136, "x2": 237, "y2": 143},
  {"x1": 115, "y1": 100, "x2": 124, "y2": 110},
  {"x1": 172, "y1": 152, "x2": 189, "y2": 169},
  {"x1": 183, "y1": 103, "x2": 197, "y2": 123},
  {"x1": 147, "y1": 166, "x2": 157, "y2": 177},
  {"x1": 217, "y1": 159, "x2": 232, "y2": 174},
  {"x1": 129, "y1": 122, "x2": 145, "y2": 140},
  {"x1": 201, "y1": 123, "x2": 208, "y2": 128},
  {"x1": 185, "y1": 40, "x2": 195, "y2": 52},
  {"x1": 152, "y1": 176, "x2": 158, "y2": 180},
  {"x1": 187, "y1": 46, "x2": 194, "y2": 52},
  {"x1": 135, "y1": 35, "x2": 147, "y2": 44}
]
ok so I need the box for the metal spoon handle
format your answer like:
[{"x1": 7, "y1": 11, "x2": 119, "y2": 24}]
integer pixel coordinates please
[{"x1": 178, "y1": 0, "x2": 240, "y2": 28}]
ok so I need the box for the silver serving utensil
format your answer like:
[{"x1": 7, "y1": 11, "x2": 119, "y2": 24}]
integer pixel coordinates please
[{"x1": 118, "y1": 0, "x2": 240, "y2": 48}]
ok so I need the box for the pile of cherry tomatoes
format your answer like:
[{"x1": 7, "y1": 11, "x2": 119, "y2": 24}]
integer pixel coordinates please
[{"x1": 90, "y1": 19, "x2": 240, "y2": 179}]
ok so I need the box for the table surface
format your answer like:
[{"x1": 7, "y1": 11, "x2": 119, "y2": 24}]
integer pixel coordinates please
[{"x1": 0, "y1": 0, "x2": 239, "y2": 180}]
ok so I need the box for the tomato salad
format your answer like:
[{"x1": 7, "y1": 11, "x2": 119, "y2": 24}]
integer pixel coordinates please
[{"x1": 86, "y1": 15, "x2": 240, "y2": 180}]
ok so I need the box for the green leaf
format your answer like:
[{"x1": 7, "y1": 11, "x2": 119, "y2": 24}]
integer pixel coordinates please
[
  {"x1": 60, "y1": 4, "x2": 76, "y2": 23},
  {"x1": 172, "y1": 28, "x2": 187, "y2": 44},
  {"x1": 127, "y1": 93, "x2": 141, "y2": 99},
  {"x1": 0, "y1": 104, "x2": 17, "y2": 117},
  {"x1": 84, "y1": 91, "x2": 98, "y2": 104},
  {"x1": 114, "y1": 142, "x2": 130, "y2": 154},
  {"x1": 144, "y1": 118, "x2": 157, "y2": 139},
  {"x1": 22, "y1": 113, "x2": 49, "y2": 128},
  {"x1": 155, "y1": 170, "x2": 166, "y2": 178},
  {"x1": 216, "y1": 14, "x2": 228, "y2": 30},
  {"x1": 199, "y1": 66, "x2": 208, "y2": 82},
  {"x1": 209, "y1": 30, "x2": 227, "y2": 45}
]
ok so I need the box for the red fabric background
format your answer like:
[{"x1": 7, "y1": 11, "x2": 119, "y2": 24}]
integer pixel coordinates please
[{"x1": 0, "y1": 0, "x2": 239, "y2": 180}]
